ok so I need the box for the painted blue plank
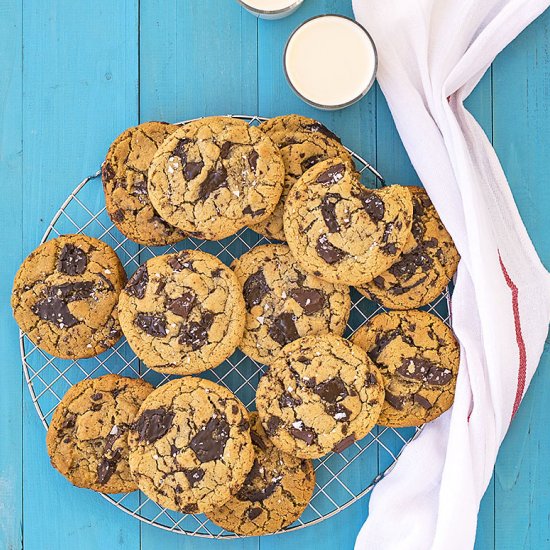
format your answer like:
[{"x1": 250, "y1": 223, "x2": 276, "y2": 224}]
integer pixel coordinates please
[
  {"x1": 0, "y1": 1, "x2": 23, "y2": 549},
  {"x1": 20, "y1": 1, "x2": 140, "y2": 549}
]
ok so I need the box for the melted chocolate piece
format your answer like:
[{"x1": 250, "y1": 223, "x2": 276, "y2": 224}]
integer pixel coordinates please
[
  {"x1": 373, "y1": 276, "x2": 385, "y2": 289},
  {"x1": 98, "y1": 272, "x2": 115, "y2": 292},
  {"x1": 102, "y1": 162, "x2": 115, "y2": 181},
  {"x1": 178, "y1": 311, "x2": 214, "y2": 350},
  {"x1": 385, "y1": 391, "x2": 405, "y2": 410},
  {"x1": 313, "y1": 377, "x2": 349, "y2": 403},
  {"x1": 156, "y1": 280, "x2": 167, "y2": 295},
  {"x1": 243, "y1": 269, "x2": 270, "y2": 309},
  {"x1": 134, "y1": 408, "x2": 175, "y2": 444},
  {"x1": 247, "y1": 507, "x2": 262, "y2": 520},
  {"x1": 135, "y1": 313, "x2": 167, "y2": 337},
  {"x1": 389, "y1": 248, "x2": 434, "y2": 278},
  {"x1": 355, "y1": 189, "x2": 385, "y2": 222},
  {"x1": 91, "y1": 393, "x2": 103, "y2": 401},
  {"x1": 248, "y1": 150, "x2": 259, "y2": 171},
  {"x1": 279, "y1": 392, "x2": 303, "y2": 408},
  {"x1": 133, "y1": 180, "x2": 148, "y2": 196},
  {"x1": 368, "y1": 329, "x2": 402, "y2": 361},
  {"x1": 199, "y1": 166, "x2": 228, "y2": 200},
  {"x1": 212, "y1": 268, "x2": 223, "y2": 278},
  {"x1": 304, "y1": 121, "x2": 341, "y2": 142},
  {"x1": 366, "y1": 372, "x2": 378, "y2": 387},
  {"x1": 316, "y1": 163, "x2": 345, "y2": 184},
  {"x1": 289, "y1": 422, "x2": 316, "y2": 445},
  {"x1": 251, "y1": 431, "x2": 267, "y2": 451},
  {"x1": 332, "y1": 434, "x2": 356, "y2": 453},
  {"x1": 268, "y1": 312, "x2": 299, "y2": 346},
  {"x1": 173, "y1": 138, "x2": 191, "y2": 162},
  {"x1": 381, "y1": 243, "x2": 397, "y2": 255},
  {"x1": 170, "y1": 443, "x2": 180, "y2": 457},
  {"x1": 49, "y1": 281, "x2": 95, "y2": 302},
  {"x1": 413, "y1": 393, "x2": 433, "y2": 410},
  {"x1": 189, "y1": 416, "x2": 230, "y2": 463},
  {"x1": 97, "y1": 449, "x2": 121, "y2": 485},
  {"x1": 316, "y1": 235, "x2": 346, "y2": 264},
  {"x1": 328, "y1": 402, "x2": 351, "y2": 422},
  {"x1": 396, "y1": 357, "x2": 453, "y2": 386},
  {"x1": 126, "y1": 265, "x2": 148, "y2": 299},
  {"x1": 31, "y1": 295, "x2": 79, "y2": 328},
  {"x1": 243, "y1": 205, "x2": 266, "y2": 217},
  {"x1": 183, "y1": 161, "x2": 205, "y2": 181},
  {"x1": 168, "y1": 252, "x2": 192, "y2": 271},
  {"x1": 112, "y1": 209, "x2": 125, "y2": 222},
  {"x1": 320, "y1": 193, "x2": 342, "y2": 233},
  {"x1": 219, "y1": 141, "x2": 233, "y2": 158},
  {"x1": 290, "y1": 288, "x2": 325, "y2": 314},
  {"x1": 183, "y1": 468, "x2": 205, "y2": 487},
  {"x1": 57, "y1": 244, "x2": 88, "y2": 275},
  {"x1": 266, "y1": 416, "x2": 282, "y2": 436},
  {"x1": 236, "y1": 460, "x2": 281, "y2": 503},
  {"x1": 62, "y1": 414, "x2": 76, "y2": 429},
  {"x1": 167, "y1": 292, "x2": 196, "y2": 318},
  {"x1": 301, "y1": 154, "x2": 324, "y2": 173}
]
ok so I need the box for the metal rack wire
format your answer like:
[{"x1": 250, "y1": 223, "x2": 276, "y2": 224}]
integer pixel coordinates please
[{"x1": 20, "y1": 115, "x2": 451, "y2": 538}]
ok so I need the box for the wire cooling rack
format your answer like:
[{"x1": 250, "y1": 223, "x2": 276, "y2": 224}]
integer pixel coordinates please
[{"x1": 20, "y1": 115, "x2": 451, "y2": 538}]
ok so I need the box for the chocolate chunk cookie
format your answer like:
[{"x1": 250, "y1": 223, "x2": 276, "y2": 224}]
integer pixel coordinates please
[
  {"x1": 251, "y1": 119, "x2": 355, "y2": 241},
  {"x1": 46, "y1": 375, "x2": 153, "y2": 493},
  {"x1": 102, "y1": 121, "x2": 187, "y2": 246},
  {"x1": 148, "y1": 117, "x2": 285, "y2": 240},
  {"x1": 12, "y1": 235, "x2": 126, "y2": 359},
  {"x1": 231, "y1": 244, "x2": 350, "y2": 364},
  {"x1": 128, "y1": 377, "x2": 254, "y2": 514},
  {"x1": 117, "y1": 250, "x2": 245, "y2": 374},
  {"x1": 256, "y1": 334, "x2": 384, "y2": 459},
  {"x1": 206, "y1": 412, "x2": 315, "y2": 535},
  {"x1": 358, "y1": 187, "x2": 460, "y2": 309},
  {"x1": 259, "y1": 114, "x2": 344, "y2": 144},
  {"x1": 283, "y1": 158, "x2": 413, "y2": 286},
  {"x1": 352, "y1": 310, "x2": 459, "y2": 427}
]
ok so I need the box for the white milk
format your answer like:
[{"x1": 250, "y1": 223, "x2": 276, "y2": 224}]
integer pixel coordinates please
[
  {"x1": 284, "y1": 15, "x2": 377, "y2": 109},
  {"x1": 238, "y1": 0, "x2": 303, "y2": 19}
]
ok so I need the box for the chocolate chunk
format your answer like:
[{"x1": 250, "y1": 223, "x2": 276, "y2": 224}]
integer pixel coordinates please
[
  {"x1": 248, "y1": 150, "x2": 259, "y2": 171},
  {"x1": 413, "y1": 393, "x2": 433, "y2": 410},
  {"x1": 279, "y1": 392, "x2": 303, "y2": 408},
  {"x1": 366, "y1": 372, "x2": 378, "y2": 387},
  {"x1": 396, "y1": 357, "x2": 453, "y2": 386},
  {"x1": 301, "y1": 154, "x2": 324, "y2": 172},
  {"x1": 133, "y1": 180, "x2": 148, "y2": 196},
  {"x1": 316, "y1": 163, "x2": 345, "y2": 184},
  {"x1": 168, "y1": 252, "x2": 192, "y2": 271},
  {"x1": 62, "y1": 414, "x2": 76, "y2": 430},
  {"x1": 135, "y1": 313, "x2": 167, "y2": 337},
  {"x1": 304, "y1": 121, "x2": 341, "y2": 142},
  {"x1": 181, "y1": 503, "x2": 199, "y2": 514},
  {"x1": 155, "y1": 280, "x2": 167, "y2": 295},
  {"x1": 332, "y1": 434, "x2": 356, "y2": 453},
  {"x1": 243, "y1": 269, "x2": 270, "y2": 309},
  {"x1": 328, "y1": 402, "x2": 351, "y2": 422},
  {"x1": 243, "y1": 205, "x2": 266, "y2": 217},
  {"x1": 268, "y1": 312, "x2": 299, "y2": 346},
  {"x1": 189, "y1": 416, "x2": 230, "y2": 463},
  {"x1": 183, "y1": 161, "x2": 204, "y2": 181},
  {"x1": 97, "y1": 449, "x2": 121, "y2": 485},
  {"x1": 313, "y1": 377, "x2": 349, "y2": 403},
  {"x1": 289, "y1": 422, "x2": 316, "y2": 445},
  {"x1": 355, "y1": 188, "x2": 385, "y2": 222},
  {"x1": 91, "y1": 393, "x2": 103, "y2": 401},
  {"x1": 385, "y1": 391, "x2": 405, "y2": 410},
  {"x1": 320, "y1": 193, "x2": 342, "y2": 233},
  {"x1": 289, "y1": 288, "x2": 325, "y2": 314},
  {"x1": 167, "y1": 292, "x2": 196, "y2": 318},
  {"x1": 178, "y1": 311, "x2": 214, "y2": 350},
  {"x1": 97, "y1": 272, "x2": 115, "y2": 292},
  {"x1": 250, "y1": 431, "x2": 267, "y2": 451},
  {"x1": 102, "y1": 161, "x2": 115, "y2": 181},
  {"x1": 247, "y1": 507, "x2": 262, "y2": 520},
  {"x1": 126, "y1": 265, "x2": 148, "y2": 299},
  {"x1": 373, "y1": 276, "x2": 385, "y2": 289},
  {"x1": 104, "y1": 428, "x2": 121, "y2": 454},
  {"x1": 368, "y1": 329, "x2": 401, "y2": 361},
  {"x1": 49, "y1": 281, "x2": 95, "y2": 302},
  {"x1": 134, "y1": 408, "x2": 174, "y2": 444},
  {"x1": 112, "y1": 209, "x2": 125, "y2": 222},
  {"x1": 173, "y1": 138, "x2": 191, "y2": 162},
  {"x1": 183, "y1": 468, "x2": 205, "y2": 487},
  {"x1": 389, "y1": 248, "x2": 434, "y2": 278},
  {"x1": 316, "y1": 234, "x2": 346, "y2": 264},
  {"x1": 31, "y1": 295, "x2": 79, "y2": 328},
  {"x1": 57, "y1": 244, "x2": 87, "y2": 275},
  {"x1": 198, "y1": 166, "x2": 228, "y2": 200},
  {"x1": 219, "y1": 141, "x2": 233, "y2": 159},
  {"x1": 212, "y1": 268, "x2": 223, "y2": 278},
  {"x1": 266, "y1": 416, "x2": 282, "y2": 436},
  {"x1": 381, "y1": 243, "x2": 397, "y2": 255},
  {"x1": 296, "y1": 355, "x2": 311, "y2": 365},
  {"x1": 170, "y1": 443, "x2": 179, "y2": 457},
  {"x1": 236, "y1": 460, "x2": 281, "y2": 503}
]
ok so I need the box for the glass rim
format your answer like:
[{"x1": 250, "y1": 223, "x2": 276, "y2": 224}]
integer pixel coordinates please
[{"x1": 236, "y1": 0, "x2": 304, "y2": 16}]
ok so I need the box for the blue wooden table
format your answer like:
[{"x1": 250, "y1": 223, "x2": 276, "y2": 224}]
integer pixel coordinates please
[{"x1": 1, "y1": 1, "x2": 549, "y2": 549}]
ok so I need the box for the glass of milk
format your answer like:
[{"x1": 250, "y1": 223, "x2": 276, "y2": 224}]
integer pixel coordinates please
[
  {"x1": 237, "y1": 0, "x2": 304, "y2": 19},
  {"x1": 284, "y1": 15, "x2": 378, "y2": 110}
]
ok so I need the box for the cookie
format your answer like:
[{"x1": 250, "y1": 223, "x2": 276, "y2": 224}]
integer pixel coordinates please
[
  {"x1": 358, "y1": 187, "x2": 460, "y2": 309},
  {"x1": 231, "y1": 244, "x2": 350, "y2": 365},
  {"x1": 117, "y1": 250, "x2": 245, "y2": 374},
  {"x1": 259, "y1": 114, "x2": 343, "y2": 143},
  {"x1": 148, "y1": 117, "x2": 285, "y2": 240},
  {"x1": 256, "y1": 334, "x2": 384, "y2": 459},
  {"x1": 128, "y1": 377, "x2": 254, "y2": 514},
  {"x1": 251, "y1": 122, "x2": 355, "y2": 241},
  {"x1": 283, "y1": 158, "x2": 414, "y2": 286},
  {"x1": 46, "y1": 375, "x2": 153, "y2": 493},
  {"x1": 206, "y1": 412, "x2": 315, "y2": 535},
  {"x1": 102, "y1": 121, "x2": 187, "y2": 246},
  {"x1": 12, "y1": 235, "x2": 126, "y2": 359},
  {"x1": 351, "y1": 310, "x2": 459, "y2": 427}
]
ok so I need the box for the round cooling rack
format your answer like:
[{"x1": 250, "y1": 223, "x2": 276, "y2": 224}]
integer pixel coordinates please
[{"x1": 20, "y1": 115, "x2": 452, "y2": 538}]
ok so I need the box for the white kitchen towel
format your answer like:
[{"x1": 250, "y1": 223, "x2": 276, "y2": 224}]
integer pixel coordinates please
[{"x1": 352, "y1": 1, "x2": 550, "y2": 549}]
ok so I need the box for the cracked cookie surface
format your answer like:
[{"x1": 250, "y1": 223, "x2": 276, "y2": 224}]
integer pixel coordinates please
[
  {"x1": 206, "y1": 412, "x2": 315, "y2": 535},
  {"x1": 118, "y1": 250, "x2": 245, "y2": 374},
  {"x1": 256, "y1": 334, "x2": 384, "y2": 459},
  {"x1": 352, "y1": 310, "x2": 459, "y2": 427},
  {"x1": 102, "y1": 121, "x2": 187, "y2": 246},
  {"x1": 283, "y1": 158, "x2": 414, "y2": 286},
  {"x1": 148, "y1": 117, "x2": 284, "y2": 240},
  {"x1": 259, "y1": 114, "x2": 344, "y2": 144},
  {"x1": 251, "y1": 116, "x2": 355, "y2": 241},
  {"x1": 231, "y1": 244, "x2": 350, "y2": 365},
  {"x1": 12, "y1": 235, "x2": 126, "y2": 359},
  {"x1": 358, "y1": 187, "x2": 460, "y2": 309},
  {"x1": 128, "y1": 377, "x2": 254, "y2": 514},
  {"x1": 46, "y1": 375, "x2": 153, "y2": 493}
]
